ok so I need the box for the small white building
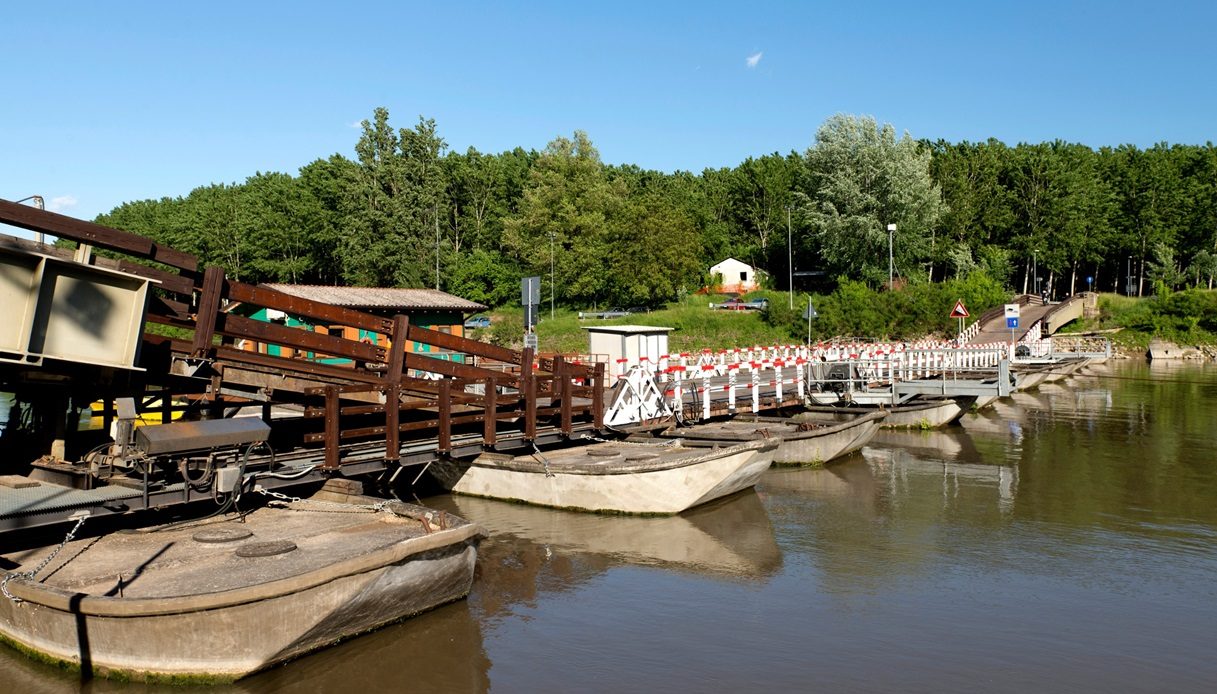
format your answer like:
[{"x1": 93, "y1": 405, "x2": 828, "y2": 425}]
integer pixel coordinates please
[
  {"x1": 584, "y1": 325, "x2": 672, "y2": 382},
  {"x1": 709, "y1": 257, "x2": 758, "y2": 294}
]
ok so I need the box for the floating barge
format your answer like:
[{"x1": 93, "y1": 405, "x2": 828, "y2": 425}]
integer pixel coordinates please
[
  {"x1": 657, "y1": 410, "x2": 886, "y2": 466},
  {"x1": 428, "y1": 438, "x2": 777, "y2": 514},
  {"x1": 0, "y1": 491, "x2": 483, "y2": 681},
  {"x1": 796, "y1": 396, "x2": 976, "y2": 429}
]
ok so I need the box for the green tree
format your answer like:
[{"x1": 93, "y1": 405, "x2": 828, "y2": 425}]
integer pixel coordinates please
[
  {"x1": 237, "y1": 171, "x2": 321, "y2": 284},
  {"x1": 340, "y1": 108, "x2": 447, "y2": 288},
  {"x1": 930, "y1": 139, "x2": 1015, "y2": 279},
  {"x1": 797, "y1": 114, "x2": 945, "y2": 287},
  {"x1": 503, "y1": 131, "x2": 624, "y2": 306},
  {"x1": 728, "y1": 153, "x2": 798, "y2": 269},
  {"x1": 607, "y1": 191, "x2": 704, "y2": 305}
]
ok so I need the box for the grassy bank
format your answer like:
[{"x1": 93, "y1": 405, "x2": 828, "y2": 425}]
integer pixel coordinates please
[
  {"x1": 1060, "y1": 289, "x2": 1217, "y2": 349},
  {"x1": 471, "y1": 283, "x2": 1217, "y2": 356},
  {"x1": 474, "y1": 296, "x2": 793, "y2": 354}
]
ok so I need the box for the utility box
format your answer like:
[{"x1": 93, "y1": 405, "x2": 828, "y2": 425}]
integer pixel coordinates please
[
  {"x1": 135, "y1": 417, "x2": 271, "y2": 456},
  {"x1": 0, "y1": 247, "x2": 152, "y2": 369}
]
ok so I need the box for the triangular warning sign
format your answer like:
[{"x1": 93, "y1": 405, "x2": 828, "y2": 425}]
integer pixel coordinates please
[{"x1": 950, "y1": 299, "x2": 969, "y2": 318}]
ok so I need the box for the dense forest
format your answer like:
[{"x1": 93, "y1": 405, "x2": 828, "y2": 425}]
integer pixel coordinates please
[{"x1": 95, "y1": 109, "x2": 1217, "y2": 308}]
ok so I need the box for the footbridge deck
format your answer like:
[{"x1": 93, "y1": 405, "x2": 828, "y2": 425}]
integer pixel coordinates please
[{"x1": 963, "y1": 293, "x2": 1089, "y2": 346}]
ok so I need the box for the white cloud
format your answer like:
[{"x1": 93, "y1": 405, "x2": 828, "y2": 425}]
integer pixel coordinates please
[
  {"x1": 48, "y1": 195, "x2": 77, "y2": 212},
  {"x1": 745, "y1": 51, "x2": 763, "y2": 69},
  {"x1": 348, "y1": 120, "x2": 363, "y2": 129}
]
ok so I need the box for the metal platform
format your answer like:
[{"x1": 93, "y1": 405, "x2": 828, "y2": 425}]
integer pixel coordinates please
[{"x1": 0, "y1": 481, "x2": 146, "y2": 529}]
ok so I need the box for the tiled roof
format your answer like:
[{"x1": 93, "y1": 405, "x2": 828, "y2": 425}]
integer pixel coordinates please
[{"x1": 263, "y1": 284, "x2": 487, "y2": 312}]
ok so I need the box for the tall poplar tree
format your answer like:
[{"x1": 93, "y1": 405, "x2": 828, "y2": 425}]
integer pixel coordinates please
[{"x1": 797, "y1": 114, "x2": 945, "y2": 287}]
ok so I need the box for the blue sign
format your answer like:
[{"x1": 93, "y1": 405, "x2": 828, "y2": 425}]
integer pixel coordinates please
[{"x1": 1006, "y1": 317, "x2": 1020, "y2": 329}]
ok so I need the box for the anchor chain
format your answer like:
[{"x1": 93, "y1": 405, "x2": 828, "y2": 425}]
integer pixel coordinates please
[
  {"x1": 530, "y1": 442, "x2": 555, "y2": 478},
  {"x1": 578, "y1": 435, "x2": 680, "y2": 447},
  {"x1": 2, "y1": 515, "x2": 88, "y2": 603},
  {"x1": 254, "y1": 486, "x2": 392, "y2": 513}
]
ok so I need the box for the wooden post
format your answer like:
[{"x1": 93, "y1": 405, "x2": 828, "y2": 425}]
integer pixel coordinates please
[
  {"x1": 551, "y1": 355, "x2": 564, "y2": 407},
  {"x1": 438, "y1": 379, "x2": 452, "y2": 453},
  {"x1": 324, "y1": 385, "x2": 340, "y2": 469},
  {"x1": 191, "y1": 266, "x2": 226, "y2": 357},
  {"x1": 383, "y1": 314, "x2": 409, "y2": 462},
  {"x1": 483, "y1": 377, "x2": 498, "y2": 446},
  {"x1": 385, "y1": 385, "x2": 400, "y2": 462},
  {"x1": 522, "y1": 347, "x2": 536, "y2": 441},
  {"x1": 559, "y1": 360, "x2": 573, "y2": 436},
  {"x1": 593, "y1": 362, "x2": 605, "y2": 430},
  {"x1": 385, "y1": 314, "x2": 409, "y2": 379}
]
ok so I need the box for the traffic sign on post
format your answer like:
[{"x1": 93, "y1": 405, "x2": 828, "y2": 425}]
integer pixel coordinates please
[
  {"x1": 522, "y1": 276, "x2": 541, "y2": 331},
  {"x1": 950, "y1": 299, "x2": 969, "y2": 319},
  {"x1": 1006, "y1": 316, "x2": 1020, "y2": 329}
]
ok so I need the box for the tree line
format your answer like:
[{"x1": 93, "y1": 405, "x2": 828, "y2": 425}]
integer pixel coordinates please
[{"x1": 95, "y1": 109, "x2": 1217, "y2": 308}]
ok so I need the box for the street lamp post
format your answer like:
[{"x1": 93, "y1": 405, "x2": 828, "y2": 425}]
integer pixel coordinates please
[
  {"x1": 549, "y1": 231, "x2": 555, "y2": 320},
  {"x1": 886, "y1": 223, "x2": 897, "y2": 290},
  {"x1": 13, "y1": 195, "x2": 45, "y2": 245},
  {"x1": 1033, "y1": 248, "x2": 1039, "y2": 298},
  {"x1": 787, "y1": 205, "x2": 794, "y2": 309}
]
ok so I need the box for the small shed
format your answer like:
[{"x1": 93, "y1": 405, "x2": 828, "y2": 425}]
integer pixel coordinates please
[
  {"x1": 242, "y1": 285, "x2": 486, "y2": 365},
  {"x1": 709, "y1": 257, "x2": 758, "y2": 294},
  {"x1": 584, "y1": 325, "x2": 672, "y2": 379}
]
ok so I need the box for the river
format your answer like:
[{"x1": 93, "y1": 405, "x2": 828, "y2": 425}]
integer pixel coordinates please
[{"x1": 2, "y1": 360, "x2": 1215, "y2": 692}]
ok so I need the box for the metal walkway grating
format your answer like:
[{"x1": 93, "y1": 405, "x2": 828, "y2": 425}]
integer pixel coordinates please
[{"x1": 0, "y1": 483, "x2": 143, "y2": 520}]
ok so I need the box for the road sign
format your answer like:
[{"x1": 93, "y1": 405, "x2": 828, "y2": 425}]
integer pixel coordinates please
[
  {"x1": 521, "y1": 276, "x2": 541, "y2": 306},
  {"x1": 1006, "y1": 316, "x2": 1019, "y2": 329},
  {"x1": 1004, "y1": 303, "x2": 1020, "y2": 319},
  {"x1": 950, "y1": 299, "x2": 969, "y2": 318},
  {"x1": 803, "y1": 302, "x2": 818, "y2": 320}
]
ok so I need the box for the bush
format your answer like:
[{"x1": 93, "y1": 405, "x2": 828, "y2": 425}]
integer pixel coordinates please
[{"x1": 761, "y1": 271, "x2": 1009, "y2": 342}]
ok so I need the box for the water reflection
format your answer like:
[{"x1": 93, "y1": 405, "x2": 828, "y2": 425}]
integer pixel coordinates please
[
  {"x1": 6, "y1": 361, "x2": 1217, "y2": 692},
  {"x1": 432, "y1": 490, "x2": 783, "y2": 584}
]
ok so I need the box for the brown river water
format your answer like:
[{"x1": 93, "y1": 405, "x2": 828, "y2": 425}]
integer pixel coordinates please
[{"x1": 2, "y1": 360, "x2": 1216, "y2": 692}]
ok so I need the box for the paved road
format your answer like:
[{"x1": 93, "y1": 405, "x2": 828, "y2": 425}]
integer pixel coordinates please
[{"x1": 969, "y1": 299, "x2": 1055, "y2": 345}]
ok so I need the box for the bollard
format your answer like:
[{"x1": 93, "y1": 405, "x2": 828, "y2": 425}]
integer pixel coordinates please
[
  {"x1": 751, "y1": 362, "x2": 760, "y2": 412},
  {"x1": 673, "y1": 365, "x2": 684, "y2": 413},
  {"x1": 727, "y1": 363, "x2": 738, "y2": 412},
  {"x1": 795, "y1": 357, "x2": 805, "y2": 398}
]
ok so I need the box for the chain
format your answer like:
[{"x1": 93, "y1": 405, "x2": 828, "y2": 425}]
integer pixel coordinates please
[
  {"x1": 254, "y1": 487, "x2": 391, "y2": 513},
  {"x1": 530, "y1": 442, "x2": 554, "y2": 478},
  {"x1": 2, "y1": 515, "x2": 88, "y2": 603},
  {"x1": 579, "y1": 434, "x2": 680, "y2": 447}
]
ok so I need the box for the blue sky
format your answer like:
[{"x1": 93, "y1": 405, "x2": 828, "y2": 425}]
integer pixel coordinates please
[{"x1": 3, "y1": 1, "x2": 1215, "y2": 223}]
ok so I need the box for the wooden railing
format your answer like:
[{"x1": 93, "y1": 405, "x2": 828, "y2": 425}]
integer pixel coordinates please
[{"x1": 0, "y1": 199, "x2": 606, "y2": 468}]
